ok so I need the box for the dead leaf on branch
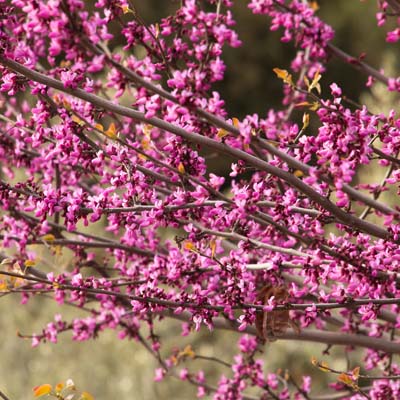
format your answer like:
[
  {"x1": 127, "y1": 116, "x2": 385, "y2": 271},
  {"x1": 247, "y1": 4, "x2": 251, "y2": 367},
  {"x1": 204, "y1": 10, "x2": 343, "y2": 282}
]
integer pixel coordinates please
[{"x1": 255, "y1": 285, "x2": 300, "y2": 342}]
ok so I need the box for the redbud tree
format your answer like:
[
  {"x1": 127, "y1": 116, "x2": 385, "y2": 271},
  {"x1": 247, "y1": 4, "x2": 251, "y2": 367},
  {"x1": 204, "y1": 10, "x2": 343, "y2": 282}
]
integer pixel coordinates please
[{"x1": 1, "y1": 0, "x2": 400, "y2": 399}]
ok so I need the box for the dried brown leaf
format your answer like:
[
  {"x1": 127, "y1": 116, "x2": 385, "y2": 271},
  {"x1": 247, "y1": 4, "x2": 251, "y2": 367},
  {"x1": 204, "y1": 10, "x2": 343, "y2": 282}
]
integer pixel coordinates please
[{"x1": 255, "y1": 285, "x2": 294, "y2": 341}]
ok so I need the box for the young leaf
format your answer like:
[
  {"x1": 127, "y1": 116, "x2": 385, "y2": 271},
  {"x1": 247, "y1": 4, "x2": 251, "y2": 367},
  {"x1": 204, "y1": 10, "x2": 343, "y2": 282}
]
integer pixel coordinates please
[
  {"x1": 210, "y1": 238, "x2": 217, "y2": 258},
  {"x1": 178, "y1": 162, "x2": 186, "y2": 174},
  {"x1": 302, "y1": 113, "x2": 310, "y2": 130},
  {"x1": 311, "y1": 356, "x2": 318, "y2": 366},
  {"x1": 55, "y1": 382, "x2": 65, "y2": 393},
  {"x1": 121, "y1": 5, "x2": 132, "y2": 14},
  {"x1": 0, "y1": 279, "x2": 8, "y2": 291},
  {"x1": 24, "y1": 259, "x2": 36, "y2": 268},
  {"x1": 352, "y1": 366, "x2": 360, "y2": 380},
  {"x1": 183, "y1": 241, "x2": 196, "y2": 252},
  {"x1": 94, "y1": 123, "x2": 104, "y2": 132},
  {"x1": 308, "y1": 69, "x2": 322, "y2": 94},
  {"x1": 62, "y1": 99, "x2": 71, "y2": 110},
  {"x1": 80, "y1": 392, "x2": 95, "y2": 400},
  {"x1": 273, "y1": 68, "x2": 293, "y2": 87},
  {"x1": 338, "y1": 373, "x2": 354, "y2": 386},
  {"x1": 309, "y1": 102, "x2": 320, "y2": 111},
  {"x1": 217, "y1": 128, "x2": 229, "y2": 139},
  {"x1": 143, "y1": 124, "x2": 153, "y2": 137},
  {"x1": 294, "y1": 169, "x2": 304, "y2": 178},
  {"x1": 318, "y1": 362, "x2": 330, "y2": 372},
  {"x1": 42, "y1": 234, "x2": 56, "y2": 243},
  {"x1": 155, "y1": 23, "x2": 160, "y2": 39},
  {"x1": 33, "y1": 384, "x2": 52, "y2": 397},
  {"x1": 105, "y1": 122, "x2": 117, "y2": 139},
  {"x1": 179, "y1": 345, "x2": 196, "y2": 359},
  {"x1": 71, "y1": 115, "x2": 85, "y2": 126},
  {"x1": 141, "y1": 138, "x2": 151, "y2": 151},
  {"x1": 295, "y1": 101, "x2": 313, "y2": 108},
  {"x1": 308, "y1": 1, "x2": 319, "y2": 11}
]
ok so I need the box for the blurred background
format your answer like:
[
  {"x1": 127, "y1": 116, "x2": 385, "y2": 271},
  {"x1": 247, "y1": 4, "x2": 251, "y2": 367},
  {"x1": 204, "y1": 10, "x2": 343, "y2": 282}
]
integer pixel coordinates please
[{"x1": 1, "y1": 0, "x2": 400, "y2": 399}]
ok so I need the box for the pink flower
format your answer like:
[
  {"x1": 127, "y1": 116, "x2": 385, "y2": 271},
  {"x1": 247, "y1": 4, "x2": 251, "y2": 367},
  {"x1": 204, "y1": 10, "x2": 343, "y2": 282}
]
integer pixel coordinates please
[{"x1": 154, "y1": 368, "x2": 165, "y2": 382}]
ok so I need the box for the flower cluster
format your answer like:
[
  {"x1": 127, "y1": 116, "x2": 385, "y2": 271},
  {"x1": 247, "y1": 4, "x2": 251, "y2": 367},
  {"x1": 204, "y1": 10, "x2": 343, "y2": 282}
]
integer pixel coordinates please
[{"x1": 376, "y1": 0, "x2": 400, "y2": 43}]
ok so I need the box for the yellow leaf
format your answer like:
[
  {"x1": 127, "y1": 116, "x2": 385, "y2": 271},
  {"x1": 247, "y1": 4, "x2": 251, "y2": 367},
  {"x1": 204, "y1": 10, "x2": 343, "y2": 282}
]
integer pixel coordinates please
[
  {"x1": 232, "y1": 117, "x2": 240, "y2": 128},
  {"x1": 12, "y1": 277, "x2": 24, "y2": 288},
  {"x1": 294, "y1": 170, "x2": 304, "y2": 178},
  {"x1": 210, "y1": 238, "x2": 217, "y2": 258},
  {"x1": 105, "y1": 122, "x2": 117, "y2": 139},
  {"x1": 55, "y1": 382, "x2": 64, "y2": 393},
  {"x1": 183, "y1": 345, "x2": 195, "y2": 358},
  {"x1": 217, "y1": 128, "x2": 229, "y2": 139},
  {"x1": 71, "y1": 115, "x2": 85, "y2": 126},
  {"x1": 310, "y1": 102, "x2": 320, "y2": 111},
  {"x1": 311, "y1": 356, "x2": 318, "y2": 366},
  {"x1": 42, "y1": 234, "x2": 56, "y2": 243},
  {"x1": 338, "y1": 373, "x2": 354, "y2": 386},
  {"x1": 302, "y1": 113, "x2": 310, "y2": 130},
  {"x1": 273, "y1": 68, "x2": 293, "y2": 86},
  {"x1": 121, "y1": 5, "x2": 132, "y2": 14},
  {"x1": 81, "y1": 391, "x2": 95, "y2": 400},
  {"x1": 318, "y1": 361, "x2": 330, "y2": 372},
  {"x1": 308, "y1": 0, "x2": 319, "y2": 11},
  {"x1": 52, "y1": 94, "x2": 61, "y2": 104},
  {"x1": 284, "y1": 370, "x2": 290, "y2": 381},
  {"x1": 304, "y1": 75, "x2": 310, "y2": 88},
  {"x1": 33, "y1": 384, "x2": 52, "y2": 397},
  {"x1": 177, "y1": 162, "x2": 185, "y2": 174},
  {"x1": 295, "y1": 101, "x2": 312, "y2": 108},
  {"x1": 60, "y1": 61, "x2": 71, "y2": 68},
  {"x1": 141, "y1": 138, "x2": 151, "y2": 151},
  {"x1": 352, "y1": 366, "x2": 360, "y2": 380},
  {"x1": 143, "y1": 124, "x2": 153, "y2": 137},
  {"x1": 54, "y1": 245, "x2": 63, "y2": 257},
  {"x1": 183, "y1": 241, "x2": 196, "y2": 252},
  {"x1": 179, "y1": 345, "x2": 196, "y2": 359},
  {"x1": 274, "y1": 68, "x2": 289, "y2": 80},
  {"x1": 62, "y1": 99, "x2": 71, "y2": 110},
  {"x1": 0, "y1": 279, "x2": 8, "y2": 291},
  {"x1": 24, "y1": 260, "x2": 36, "y2": 268},
  {"x1": 9, "y1": 276, "x2": 16, "y2": 287},
  {"x1": 308, "y1": 69, "x2": 322, "y2": 94},
  {"x1": 94, "y1": 123, "x2": 104, "y2": 132}
]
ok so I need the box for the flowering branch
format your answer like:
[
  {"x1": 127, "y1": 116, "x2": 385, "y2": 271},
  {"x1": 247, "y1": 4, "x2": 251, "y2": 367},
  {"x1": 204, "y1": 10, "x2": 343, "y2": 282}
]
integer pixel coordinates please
[
  {"x1": 0, "y1": 56, "x2": 395, "y2": 243},
  {"x1": 1, "y1": 1, "x2": 400, "y2": 398}
]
